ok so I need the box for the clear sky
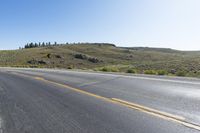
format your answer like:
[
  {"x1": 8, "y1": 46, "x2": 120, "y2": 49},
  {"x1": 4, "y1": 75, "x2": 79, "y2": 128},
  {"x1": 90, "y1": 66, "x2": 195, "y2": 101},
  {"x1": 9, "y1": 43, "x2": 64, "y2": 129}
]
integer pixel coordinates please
[{"x1": 0, "y1": 0, "x2": 200, "y2": 50}]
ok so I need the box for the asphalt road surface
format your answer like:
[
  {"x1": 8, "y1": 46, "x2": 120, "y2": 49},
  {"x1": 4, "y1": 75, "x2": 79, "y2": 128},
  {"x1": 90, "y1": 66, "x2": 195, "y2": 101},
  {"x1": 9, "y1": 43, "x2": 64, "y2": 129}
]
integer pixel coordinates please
[{"x1": 0, "y1": 68, "x2": 200, "y2": 133}]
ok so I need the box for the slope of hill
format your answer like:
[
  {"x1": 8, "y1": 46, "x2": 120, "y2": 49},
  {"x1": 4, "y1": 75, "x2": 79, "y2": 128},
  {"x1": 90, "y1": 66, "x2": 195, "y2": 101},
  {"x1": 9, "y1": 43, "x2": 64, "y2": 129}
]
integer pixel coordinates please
[{"x1": 1, "y1": 43, "x2": 200, "y2": 77}]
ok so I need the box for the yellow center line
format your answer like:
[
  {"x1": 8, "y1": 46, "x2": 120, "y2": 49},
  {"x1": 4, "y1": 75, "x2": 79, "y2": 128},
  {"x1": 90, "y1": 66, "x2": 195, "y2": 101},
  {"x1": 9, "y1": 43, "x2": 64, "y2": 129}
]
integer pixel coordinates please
[
  {"x1": 33, "y1": 76, "x2": 200, "y2": 131},
  {"x1": 111, "y1": 98, "x2": 185, "y2": 121},
  {"x1": 10, "y1": 72, "x2": 200, "y2": 131}
]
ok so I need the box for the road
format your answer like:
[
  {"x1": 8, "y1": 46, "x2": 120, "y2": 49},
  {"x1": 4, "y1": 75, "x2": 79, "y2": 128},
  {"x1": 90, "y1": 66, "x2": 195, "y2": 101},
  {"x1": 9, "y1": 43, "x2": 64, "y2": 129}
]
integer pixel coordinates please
[{"x1": 0, "y1": 68, "x2": 200, "y2": 133}]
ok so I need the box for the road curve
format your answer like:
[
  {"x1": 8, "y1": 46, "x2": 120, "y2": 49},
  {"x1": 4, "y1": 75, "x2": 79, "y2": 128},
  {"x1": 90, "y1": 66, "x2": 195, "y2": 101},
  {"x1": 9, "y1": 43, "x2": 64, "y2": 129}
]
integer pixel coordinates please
[{"x1": 0, "y1": 68, "x2": 200, "y2": 133}]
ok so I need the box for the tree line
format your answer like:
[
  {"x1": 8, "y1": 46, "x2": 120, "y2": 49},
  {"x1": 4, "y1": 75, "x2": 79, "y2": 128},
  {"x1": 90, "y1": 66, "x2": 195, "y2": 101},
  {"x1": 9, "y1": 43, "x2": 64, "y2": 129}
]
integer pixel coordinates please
[
  {"x1": 24, "y1": 42, "x2": 60, "y2": 49},
  {"x1": 23, "y1": 42, "x2": 116, "y2": 49}
]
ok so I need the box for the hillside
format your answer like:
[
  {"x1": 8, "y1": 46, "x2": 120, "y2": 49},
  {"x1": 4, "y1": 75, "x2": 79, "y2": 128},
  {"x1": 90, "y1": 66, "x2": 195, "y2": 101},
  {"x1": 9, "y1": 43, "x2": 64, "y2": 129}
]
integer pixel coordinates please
[{"x1": 1, "y1": 43, "x2": 200, "y2": 77}]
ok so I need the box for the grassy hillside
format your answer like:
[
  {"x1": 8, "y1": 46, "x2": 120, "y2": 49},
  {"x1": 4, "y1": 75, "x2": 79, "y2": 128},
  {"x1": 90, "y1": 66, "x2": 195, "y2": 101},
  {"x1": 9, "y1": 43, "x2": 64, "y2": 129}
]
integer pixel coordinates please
[{"x1": 1, "y1": 43, "x2": 200, "y2": 77}]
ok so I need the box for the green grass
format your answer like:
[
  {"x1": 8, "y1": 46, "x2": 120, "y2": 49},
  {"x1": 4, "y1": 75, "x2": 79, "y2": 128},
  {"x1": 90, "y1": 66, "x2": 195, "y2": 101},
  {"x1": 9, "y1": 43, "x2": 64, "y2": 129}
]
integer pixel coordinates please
[{"x1": 1, "y1": 43, "x2": 200, "y2": 77}]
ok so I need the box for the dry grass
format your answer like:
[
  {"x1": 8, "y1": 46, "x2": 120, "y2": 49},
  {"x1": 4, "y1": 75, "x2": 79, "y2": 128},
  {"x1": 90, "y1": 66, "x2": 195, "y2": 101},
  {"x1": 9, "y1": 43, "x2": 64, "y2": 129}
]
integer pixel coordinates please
[{"x1": 1, "y1": 43, "x2": 200, "y2": 77}]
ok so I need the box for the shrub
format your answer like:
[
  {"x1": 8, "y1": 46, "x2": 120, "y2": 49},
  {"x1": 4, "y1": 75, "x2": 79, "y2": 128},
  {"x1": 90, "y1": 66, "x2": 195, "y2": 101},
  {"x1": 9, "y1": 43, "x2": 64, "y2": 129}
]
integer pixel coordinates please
[
  {"x1": 67, "y1": 65, "x2": 74, "y2": 69},
  {"x1": 176, "y1": 71, "x2": 186, "y2": 77},
  {"x1": 157, "y1": 70, "x2": 167, "y2": 75},
  {"x1": 101, "y1": 67, "x2": 109, "y2": 72},
  {"x1": 110, "y1": 67, "x2": 119, "y2": 72},
  {"x1": 144, "y1": 70, "x2": 157, "y2": 75},
  {"x1": 100, "y1": 67, "x2": 119, "y2": 72},
  {"x1": 127, "y1": 69, "x2": 136, "y2": 73}
]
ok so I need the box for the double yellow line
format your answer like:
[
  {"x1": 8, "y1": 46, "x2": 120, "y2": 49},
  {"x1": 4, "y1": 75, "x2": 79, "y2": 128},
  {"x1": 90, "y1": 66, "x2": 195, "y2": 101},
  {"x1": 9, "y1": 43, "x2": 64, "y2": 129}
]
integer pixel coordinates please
[{"x1": 11, "y1": 72, "x2": 200, "y2": 131}]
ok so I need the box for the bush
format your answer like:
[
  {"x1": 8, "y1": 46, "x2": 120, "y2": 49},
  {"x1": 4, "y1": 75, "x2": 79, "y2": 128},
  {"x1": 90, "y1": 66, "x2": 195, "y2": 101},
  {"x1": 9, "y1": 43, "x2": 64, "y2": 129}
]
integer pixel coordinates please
[
  {"x1": 67, "y1": 65, "x2": 74, "y2": 69},
  {"x1": 157, "y1": 70, "x2": 167, "y2": 75},
  {"x1": 176, "y1": 71, "x2": 186, "y2": 77},
  {"x1": 110, "y1": 67, "x2": 119, "y2": 72},
  {"x1": 144, "y1": 70, "x2": 157, "y2": 75},
  {"x1": 127, "y1": 69, "x2": 136, "y2": 73},
  {"x1": 100, "y1": 67, "x2": 119, "y2": 72},
  {"x1": 101, "y1": 67, "x2": 109, "y2": 72}
]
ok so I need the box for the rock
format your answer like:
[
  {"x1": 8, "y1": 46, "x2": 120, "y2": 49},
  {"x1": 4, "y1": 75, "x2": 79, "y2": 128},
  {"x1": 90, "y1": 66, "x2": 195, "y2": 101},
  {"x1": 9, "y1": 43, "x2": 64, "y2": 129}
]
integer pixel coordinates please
[
  {"x1": 47, "y1": 53, "x2": 63, "y2": 59},
  {"x1": 88, "y1": 57, "x2": 100, "y2": 63},
  {"x1": 74, "y1": 53, "x2": 102, "y2": 63},
  {"x1": 55, "y1": 55, "x2": 62, "y2": 58},
  {"x1": 170, "y1": 69, "x2": 176, "y2": 74},
  {"x1": 47, "y1": 54, "x2": 51, "y2": 58},
  {"x1": 74, "y1": 54, "x2": 87, "y2": 60},
  {"x1": 27, "y1": 59, "x2": 47, "y2": 65},
  {"x1": 38, "y1": 60, "x2": 47, "y2": 64}
]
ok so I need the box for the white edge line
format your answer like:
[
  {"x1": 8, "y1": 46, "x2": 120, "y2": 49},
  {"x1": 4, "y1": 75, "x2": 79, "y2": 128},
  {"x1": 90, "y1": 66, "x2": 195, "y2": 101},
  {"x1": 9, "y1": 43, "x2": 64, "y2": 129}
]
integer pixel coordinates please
[{"x1": 3, "y1": 68, "x2": 200, "y2": 85}]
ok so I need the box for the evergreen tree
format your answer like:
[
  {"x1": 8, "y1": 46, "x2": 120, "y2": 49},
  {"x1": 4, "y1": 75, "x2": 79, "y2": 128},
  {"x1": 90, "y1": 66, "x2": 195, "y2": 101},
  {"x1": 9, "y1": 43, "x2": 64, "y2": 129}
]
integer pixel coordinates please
[
  {"x1": 42, "y1": 42, "x2": 45, "y2": 47},
  {"x1": 34, "y1": 43, "x2": 38, "y2": 47}
]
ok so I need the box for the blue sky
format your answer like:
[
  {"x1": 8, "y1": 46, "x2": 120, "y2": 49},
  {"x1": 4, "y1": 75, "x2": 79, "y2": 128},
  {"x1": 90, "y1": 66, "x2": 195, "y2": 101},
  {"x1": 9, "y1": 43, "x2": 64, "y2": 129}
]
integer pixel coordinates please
[{"x1": 0, "y1": 0, "x2": 200, "y2": 50}]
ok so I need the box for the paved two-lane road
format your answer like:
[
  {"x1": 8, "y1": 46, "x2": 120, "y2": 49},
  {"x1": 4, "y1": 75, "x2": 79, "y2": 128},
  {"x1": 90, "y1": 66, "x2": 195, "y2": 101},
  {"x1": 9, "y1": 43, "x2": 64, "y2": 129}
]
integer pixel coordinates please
[{"x1": 0, "y1": 68, "x2": 200, "y2": 133}]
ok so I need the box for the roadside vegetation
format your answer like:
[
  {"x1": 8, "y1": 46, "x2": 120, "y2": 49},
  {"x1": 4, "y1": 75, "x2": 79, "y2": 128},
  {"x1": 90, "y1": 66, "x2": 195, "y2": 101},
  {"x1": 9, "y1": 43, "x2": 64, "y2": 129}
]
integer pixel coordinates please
[{"x1": 1, "y1": 43, "x2": 200, "y2": 78}]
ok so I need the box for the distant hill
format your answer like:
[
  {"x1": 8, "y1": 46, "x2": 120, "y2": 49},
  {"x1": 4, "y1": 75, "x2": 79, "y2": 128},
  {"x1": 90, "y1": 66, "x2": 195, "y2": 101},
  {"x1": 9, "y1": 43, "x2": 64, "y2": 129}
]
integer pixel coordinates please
[
  {"x1": 126, "y1": 47, "x2": 180, "y2": 53},
  {"x1": 1, "y1": 43, "x2": 200, "y2": 77}
]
